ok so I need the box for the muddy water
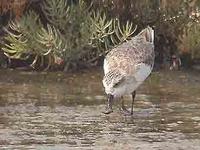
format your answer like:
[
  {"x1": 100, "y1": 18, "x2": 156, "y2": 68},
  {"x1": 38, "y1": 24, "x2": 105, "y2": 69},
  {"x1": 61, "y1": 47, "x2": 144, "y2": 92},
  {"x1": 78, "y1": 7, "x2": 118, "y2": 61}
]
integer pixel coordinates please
[{"x1": 0, "y1": 69, "x2": 200, "y2": 150}]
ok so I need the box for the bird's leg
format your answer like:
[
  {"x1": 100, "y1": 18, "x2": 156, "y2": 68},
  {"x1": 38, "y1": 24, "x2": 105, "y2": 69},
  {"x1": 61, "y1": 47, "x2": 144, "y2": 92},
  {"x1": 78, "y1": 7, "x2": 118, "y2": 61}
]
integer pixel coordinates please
[
  {"x1": 131, "y1": 91, "x2": 136, "y2": 115},
  {"x1": 120, "y1": 97, "x2": 130, "y2": 114},
  {"x1": 120, "y1": 91, "x2": 136, "y2": 116},
  {"x1": 103, "y1": 94, "x2": 114, "y2": 114}
]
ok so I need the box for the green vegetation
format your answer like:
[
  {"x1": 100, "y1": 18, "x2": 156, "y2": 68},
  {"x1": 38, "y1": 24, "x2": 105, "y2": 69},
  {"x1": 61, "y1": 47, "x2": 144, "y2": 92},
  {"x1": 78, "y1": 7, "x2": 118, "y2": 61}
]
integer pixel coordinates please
[
  {"x1": 185, "y1": 22, "x2": 200, "y2": 59},
  {"x1": 1, "y1": 0, "x2": 136, "y2": 71},
  {"x1": 0, "y1": 0, "x2": 200, "y2": 70},
  {"x1": 3, "y1": 11, "x2": 65, "y2": 70}
]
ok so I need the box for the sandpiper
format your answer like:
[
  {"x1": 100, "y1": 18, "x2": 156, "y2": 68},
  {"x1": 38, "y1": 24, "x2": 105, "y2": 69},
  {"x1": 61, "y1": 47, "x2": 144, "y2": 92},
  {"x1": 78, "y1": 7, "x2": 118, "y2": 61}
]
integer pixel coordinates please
[{"x1": 102, "y1": 26, "x2": 155, "y2": 115}]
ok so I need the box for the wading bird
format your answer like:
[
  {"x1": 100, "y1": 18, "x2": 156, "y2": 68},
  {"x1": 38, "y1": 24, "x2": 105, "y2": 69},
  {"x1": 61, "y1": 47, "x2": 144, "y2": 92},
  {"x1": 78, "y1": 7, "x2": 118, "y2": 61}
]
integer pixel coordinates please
[{"x1": 102, "y1": 26, "x2": 155, "y2": 115}]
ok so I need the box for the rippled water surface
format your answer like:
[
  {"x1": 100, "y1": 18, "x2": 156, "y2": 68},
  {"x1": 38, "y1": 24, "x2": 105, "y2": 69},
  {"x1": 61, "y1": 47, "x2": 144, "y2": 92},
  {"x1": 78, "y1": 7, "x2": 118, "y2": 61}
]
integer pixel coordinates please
[{"x1": 0, "y1": 69, "x2": 200, "y2": 150}]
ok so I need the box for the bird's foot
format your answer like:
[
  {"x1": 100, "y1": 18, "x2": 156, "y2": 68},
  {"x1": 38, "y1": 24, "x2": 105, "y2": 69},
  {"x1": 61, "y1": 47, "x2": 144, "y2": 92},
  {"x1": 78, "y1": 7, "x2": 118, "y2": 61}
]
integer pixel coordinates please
[
  {"x1": 103, "y1": 107, "x2": 113, "y2": 114},
  {"x1": 120, "y1": 107, "x2": 133, "y2": 116}
]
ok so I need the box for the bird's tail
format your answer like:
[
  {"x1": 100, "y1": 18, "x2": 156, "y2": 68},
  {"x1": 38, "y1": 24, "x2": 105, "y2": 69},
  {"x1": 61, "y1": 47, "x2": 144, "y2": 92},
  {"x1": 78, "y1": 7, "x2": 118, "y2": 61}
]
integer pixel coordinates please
[{"x1": 138, "y1": 26, "x2": 154, "y2": 44}]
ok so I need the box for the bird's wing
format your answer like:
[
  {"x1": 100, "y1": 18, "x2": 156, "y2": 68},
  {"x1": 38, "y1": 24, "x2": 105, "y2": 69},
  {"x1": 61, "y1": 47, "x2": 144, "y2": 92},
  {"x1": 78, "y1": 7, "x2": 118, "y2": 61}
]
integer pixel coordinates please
[
  {"x1": 102, "y1": 69, "x2": 125, "y2": 88},
  {"x1": 133, "y1": 63, "x2": 152, "y2": 82}
]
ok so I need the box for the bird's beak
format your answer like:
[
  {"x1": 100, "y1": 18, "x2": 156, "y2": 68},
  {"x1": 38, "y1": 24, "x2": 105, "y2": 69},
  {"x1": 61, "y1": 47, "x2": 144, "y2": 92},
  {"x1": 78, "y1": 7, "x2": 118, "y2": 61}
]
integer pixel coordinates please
[{"x1": 103, "y1": 94, "x2": 114, "y2": 114}]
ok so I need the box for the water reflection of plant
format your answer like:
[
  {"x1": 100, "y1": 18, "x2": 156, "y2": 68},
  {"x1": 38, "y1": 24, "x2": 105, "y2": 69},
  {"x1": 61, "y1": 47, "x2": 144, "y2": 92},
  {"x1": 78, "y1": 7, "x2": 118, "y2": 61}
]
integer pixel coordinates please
[{"x1": 2, "y1": 0, "x2": 136, "y2": 71}]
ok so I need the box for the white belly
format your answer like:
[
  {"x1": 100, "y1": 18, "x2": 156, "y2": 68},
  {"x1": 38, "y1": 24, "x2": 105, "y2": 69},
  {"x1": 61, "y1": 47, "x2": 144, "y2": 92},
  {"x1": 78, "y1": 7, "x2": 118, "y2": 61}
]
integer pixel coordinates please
[{"x1": 108, "y1": 63, "x2": 152, "y2": 97}]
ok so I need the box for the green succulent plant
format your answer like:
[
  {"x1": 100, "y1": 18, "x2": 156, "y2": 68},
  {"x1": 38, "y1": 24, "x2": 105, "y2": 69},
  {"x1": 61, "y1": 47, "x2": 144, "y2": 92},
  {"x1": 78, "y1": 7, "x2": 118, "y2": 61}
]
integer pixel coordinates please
[
  {"x1": 3, "y1": 11, "x2": 64, "y2": 70},
  {"x1": 2, "y1": 0, "x2": 137, "y2": 71},
  {"x1": 89, "y1": 11, "x2": 137, "y2": 59}
]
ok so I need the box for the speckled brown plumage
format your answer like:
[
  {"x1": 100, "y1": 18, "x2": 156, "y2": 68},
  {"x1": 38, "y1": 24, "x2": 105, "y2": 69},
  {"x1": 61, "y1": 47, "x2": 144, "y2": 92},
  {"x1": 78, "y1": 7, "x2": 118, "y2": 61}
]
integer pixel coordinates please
[
  {"x1": 104, "y1": 29, "x2": 155, "y2": 76},
  {"x1": 102, "y1": 26, "x2": 155, "y2": 115},
  {"x1": 103, "y1": 26, "x2": 155, "y2": 96}
]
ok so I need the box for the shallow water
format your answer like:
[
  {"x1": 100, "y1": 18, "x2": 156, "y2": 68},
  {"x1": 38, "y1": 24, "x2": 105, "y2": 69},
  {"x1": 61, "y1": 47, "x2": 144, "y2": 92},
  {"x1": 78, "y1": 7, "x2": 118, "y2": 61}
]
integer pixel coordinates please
[{"x1": 0, "y1": 69, "x2": 200, "y2": 150}]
